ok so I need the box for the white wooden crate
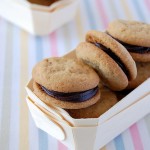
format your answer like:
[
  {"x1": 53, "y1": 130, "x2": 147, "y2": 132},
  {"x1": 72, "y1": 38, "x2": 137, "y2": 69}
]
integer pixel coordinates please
[{"x1": 26, "y1": 78, "x2": 150, "y2": 150}]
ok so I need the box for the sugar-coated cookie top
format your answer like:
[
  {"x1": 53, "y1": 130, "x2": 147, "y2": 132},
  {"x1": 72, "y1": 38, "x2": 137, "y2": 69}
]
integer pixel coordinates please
[
  {"x1": 107, "y1": 19, "x2": 150, "y2": 47},
  {"x1": 32, "y1": 57, "x2": 100, "y2": 92}
]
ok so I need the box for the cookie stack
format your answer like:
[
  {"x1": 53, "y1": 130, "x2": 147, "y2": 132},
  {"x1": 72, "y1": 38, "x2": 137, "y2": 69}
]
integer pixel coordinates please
[
  {"x1": 107, "y1": 20, "x2": 150, "y2": 90},
  {"x1": 32, "y1": 20, "x2": 150, "y2": 119}
]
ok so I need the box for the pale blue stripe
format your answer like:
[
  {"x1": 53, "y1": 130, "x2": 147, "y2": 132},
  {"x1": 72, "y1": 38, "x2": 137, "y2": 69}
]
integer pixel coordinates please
[
  {"x1": 9, "y1": 26, "x2": 20, "y2": 150},
  {"x1": 137, "y1": 0, "x2": 150, "y2": 22},
  {"x1": 28, "y1": 35, "x2": 39, "y2": 150},
  {"x1": 38, "y1": 129, "x2": 49, "y2": 150},
  {"x1": 0, "y1": 23, "x2": 13, "y2": 150},
  {"x1": 113, "y1": 0, "x2": 126, "y2": 19},
  {"x1": 36, "y1": 36, "x2": 44, "y2": 62},
  {"x1": 58, "y1": 23, "x2": 77, "y2": 52},
  {"x1": 0, "y1": 19, "x2": 7, "y2": 132},
  {"x1": 58, "y1": 24, "x2": 72, "y2": 53},
  {"x1": 108, "y1": 0, "x2": 119, "y2": 18},
  {"x1": 28, "y1": 35, "x2": 37, "y2": 74},
  {"x1": 42, "y1": 36, "x2": 51, "y2": 57},
  {"x1": 144, "y1": 114, "x2": 150, "y2": 136},
  {"x1": 35, "y1": 36, "x2": 48, "y2": 150},
  {"x1": 132, "y1": 0, "x2": 146, "y2": 21},
  {"x1": 106, "y1": 141, "x2": 116, "y2": 150},
  {"x1": 122, "y1": 130, "x2": 134, "y2": 150},
  {"x1": 137, "y1": 119, "x2": 150, "y2": 149},
  {"x1": 67, "y1": 22, "x2": 78, "y2": 51},
  {"x1": 84, "y1": 0, "x2": 97, "y2": 29},
  {"x1": 102, "y1": 1, "x2": 115, "y2": 22},
  {"x1": 114, "y1": 135, "x2": 125, "y2": 150},
  {"x1": 51, "y1": 29, "x2": 66, "y2": 56}
]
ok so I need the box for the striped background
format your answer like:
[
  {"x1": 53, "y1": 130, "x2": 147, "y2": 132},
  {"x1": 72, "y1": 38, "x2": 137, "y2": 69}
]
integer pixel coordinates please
[{"x1": 0, "y1": 0, "x2": 150, "y2": 150}]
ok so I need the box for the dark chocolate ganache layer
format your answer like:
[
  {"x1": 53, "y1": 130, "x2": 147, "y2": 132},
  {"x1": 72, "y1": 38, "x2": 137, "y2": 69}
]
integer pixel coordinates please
[
  {"x1": 92, "y1": 42, "x2": 129, "y2": 78},
  {"x1": 115, "y1": 40, "x2": 150, "y2": 54},
  {"x1": 106, "y1": 32, "x2": 150, "y2": 54},
  {"x1": 41, "y1": 85, "x2": 98, "y2": 102}
]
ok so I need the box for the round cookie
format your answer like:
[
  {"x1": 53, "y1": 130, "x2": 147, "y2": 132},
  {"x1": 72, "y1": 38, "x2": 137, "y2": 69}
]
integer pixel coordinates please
[
  {"x1": 32, "y1": 57, "x2": 100, "y2": 109},
  {"x1": 66, "y1": 89, "x2": 118, "y2": 119},
  {"x1": 76, "y1": 30, "x2": 137, "y2": 91},
  {"x1": 127, "y1": 62, "x2": 150, "y2": 89},
  {"x1": 107, "y1": 20, "x2": 150, "y2": 62}
]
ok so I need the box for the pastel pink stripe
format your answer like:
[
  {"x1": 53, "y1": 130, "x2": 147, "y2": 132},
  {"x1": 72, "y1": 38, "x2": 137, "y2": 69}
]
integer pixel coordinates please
[
  {"x1": 144, "y1": 0, "x2": 150, "y2": 11},
  {"x1": 49, "y1": 31, "x2": 58, "y2": 57},
  {"x1": 58, "y1": 141, "x2": 68, "y2": 150},
  {"x1": 49, "y1": 31, "x2": 67, "y2": 149},
  {"x1": 130, "y1": 124, "x2": 144, "y2": 150},
  {"x1": 95, "y1": 0, "x2": 109, "y2": 28}
]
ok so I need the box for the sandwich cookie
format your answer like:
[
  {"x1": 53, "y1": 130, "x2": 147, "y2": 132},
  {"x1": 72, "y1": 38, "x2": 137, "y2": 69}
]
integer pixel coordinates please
[
  {"x1": 66, "y1": 89, "x2": 117, "y2": 119},
  {"x1": 32, "y1": 57, "x2": 100, "y2": 109},
  {"x1": 127, "y1": 62, "x2": 150, "y2": 89},
  {"x1": 76, "y1": 31, "x2": 137, "y2": 91},
  {"x1": 107, "y1": 20, "x2": 150, "y2": 62}
]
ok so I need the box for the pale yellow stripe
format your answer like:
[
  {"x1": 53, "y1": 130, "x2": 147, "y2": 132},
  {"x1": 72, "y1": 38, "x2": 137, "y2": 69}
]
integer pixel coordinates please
[
  {"x1": 120, "y1": 0, "x2": 134, "y2": 19},
  {"x1": 101, "y1": 146, "x2": 107, "y2": 150},
  {"x1": 75, "y1": 7, "x2": 84, "y2": 42},
  {"x1": 19, "y1": 30, "x2": 29, "y2": 150}
]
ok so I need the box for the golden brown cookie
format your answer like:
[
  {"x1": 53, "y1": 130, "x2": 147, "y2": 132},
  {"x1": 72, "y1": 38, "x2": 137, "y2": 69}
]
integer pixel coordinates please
[
  {"x1": 107, "y1": 20, "x2": 150, "y2": 62},
  {"x1": 66, "y1": 89, "x2": 118, "y2": 119},
  {"x1": 32, "y1": 57, "x2": 100, "y2": 109},
  {"x1": 76, "y1": 31, "x2": 137, "y2": 91},
  {"x1": 127, "y1": 62, "x2": 150, "y2": 89}
]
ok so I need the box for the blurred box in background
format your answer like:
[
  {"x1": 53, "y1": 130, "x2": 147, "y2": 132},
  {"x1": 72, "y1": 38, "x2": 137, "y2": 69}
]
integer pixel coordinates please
[{"x1": 0, "y1": 0, "x2": 79, "y2": 35}]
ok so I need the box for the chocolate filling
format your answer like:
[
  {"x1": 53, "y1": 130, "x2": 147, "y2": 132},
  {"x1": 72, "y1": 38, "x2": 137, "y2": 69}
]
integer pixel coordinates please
[
  {"x1": 115, "y1": 39, "x2": 150, "y2": 54},
  {"x1": 92, "y1": 42, "x2": 129, "y2": 78},
  {"x1": 41, "y1": 85, "x2": 98, "y2": 102},
  {"x1": 106, "y1": 32, "x2": 150, "y2": 54}
]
